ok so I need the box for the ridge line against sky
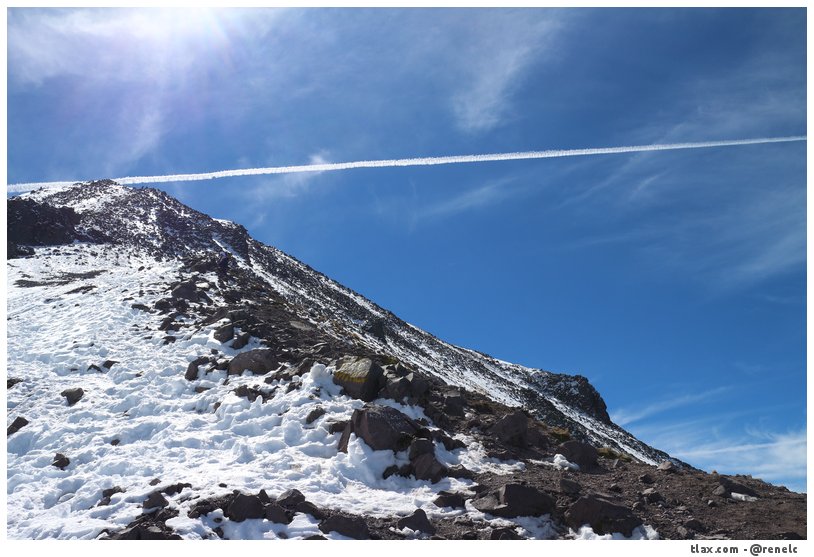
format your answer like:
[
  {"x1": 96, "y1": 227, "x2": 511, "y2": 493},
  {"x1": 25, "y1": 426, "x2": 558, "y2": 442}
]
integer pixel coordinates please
[{"x1": 7, "y1": 135, "x2": 806, "y2": 193}]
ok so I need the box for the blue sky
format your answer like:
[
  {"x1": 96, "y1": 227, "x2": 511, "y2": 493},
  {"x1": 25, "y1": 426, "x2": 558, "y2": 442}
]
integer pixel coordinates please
[{"x1": 7, "y1": 8, "x2": 807, "y2": 492}]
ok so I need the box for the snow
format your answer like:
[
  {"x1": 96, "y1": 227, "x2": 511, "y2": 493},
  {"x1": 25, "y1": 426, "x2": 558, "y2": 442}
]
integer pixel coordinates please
[
  {"x1": 570, "y1": 524, "x2": 660, "y2": 540},
  {"x1": 6, "y1": 245, "x2": 518, "y2": 539},
  {"x1": 462, "y1": 501, "x2": 558, "y2": 539},
  {"x1": 551, "y1": 454, "x2": 580, "y2": 471},
  {"x1": 730, "y1": 492, "x2": 758, "y2": 502}
]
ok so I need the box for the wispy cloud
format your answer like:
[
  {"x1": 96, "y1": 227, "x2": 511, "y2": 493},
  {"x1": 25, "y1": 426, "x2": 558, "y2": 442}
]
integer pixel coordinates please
[
  {"x1": 448, "y1": 12, "x2": 561, "y2": 133},
  {"x1": 611, "y1": 386, "x2": 730, "y2": 427},
  {"x1": 416, "y1": 177, "x2": 519, "y2": 221},
  {"x1": 647, "y1": 424, "x2": 806, "y2": 493}
]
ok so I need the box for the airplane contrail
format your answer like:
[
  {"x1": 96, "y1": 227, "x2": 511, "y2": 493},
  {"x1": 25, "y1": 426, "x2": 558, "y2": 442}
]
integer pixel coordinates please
[{"x1": 7, "y1": 135, "x2": 806, "y2": 193}]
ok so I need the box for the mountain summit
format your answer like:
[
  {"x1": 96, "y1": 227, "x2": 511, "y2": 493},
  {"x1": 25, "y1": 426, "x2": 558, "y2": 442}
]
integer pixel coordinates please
[{"x1": 7, "y1": 180, "x2": 805, "y2": 540}]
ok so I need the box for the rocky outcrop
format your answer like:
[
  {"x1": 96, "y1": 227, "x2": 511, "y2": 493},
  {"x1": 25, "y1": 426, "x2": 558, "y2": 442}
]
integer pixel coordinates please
[
  {"x1": 227, "y1": 349, "x2": 280, "y2": 375},
  {"x1": 7, "y1": 197, "x2": 83, "y2": 257},
  {"x1": 339, "y1": 404, "x2": 420, "y2": 453},
  {"x1": 333, "y1": 357, "x2": 384, "y2": 401},
  {"x1": 471, "y1": 484, "x2": 555, "y2": 518},
  {"x1": 565, "y1": 495, "x2": 641, "y2": 537}
]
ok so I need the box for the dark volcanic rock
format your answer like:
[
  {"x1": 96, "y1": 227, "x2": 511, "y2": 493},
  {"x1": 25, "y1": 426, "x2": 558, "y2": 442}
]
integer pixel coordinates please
[
  {"x1": 565, "y1": 495, "x2": 642, "y2": 537},
  {"x1": 213, "y1": 323, "x2": 234, "y2": 343},
  {"x1": 350, "y1": 404, "x2": 420, "y2": 452},
  {"x1": 112, "y1": 522, "x2": 181, "y2": 540},
  {"x1": 397, "y1": 509, "x2": 436, "y2": 535},
  {"x1": 7, "y1": 197, "x2": 82, "y2": 252},
  {"x1": 384, "y1": 375, "x2": 411, "y2": 402},
  {"x1": 657, "y1": 461, "x2": 677, "y2": 473},
  {"x1": 226, "y1": 493, "x2": 265, "y2": 522},
  {"x1": 556, "y1": 440, "x2": 598, "y2": 468},
  {"x1": 276, "y1": 488, "x2": 306, "y2": 508},
  {"x1": 488, "y1": 410, "x2": 528, "y2": 446},
  {"x1": 232, "y1": 332, "x2": 251, "y2": 349},
  {"x1": 305, "y1": 406, "x2": 326, "y2": 425},
  {"x1": 717, "y1": 477, "x2": 759, "y2": 498},
  {"x1": 162, "y1": 483, "x2": 192, "y2": 496},
  {"x1": 52, "y1": 453, "x2": 70, "y2": 470},
  {"x1": 296, "y1": 501, "x2": 328, "y2": 520},
  {"x1": 434, "y1": 491, "x2": 467, "y2": 509},
  {"x1": 319, "y1": 514, "x2": 371, "y2": 539},
  {"x1": 143, "y1": 491, "x2": 169, "y2": 510},
  {"x1": 7, "y1": 416, "x2": 29, "y2": 435},
  {"x1": 170, "y1": 281, "x2": 200, "y2": 302},
  {"x1": 472, "y1": 484, "x2": 555, "y2": 518},
  {"x1": 60, "y1": 387, "x2": 85, "y2": 406},
  {"x1": 560, "y1": 478, "x2": 582, "y2": 494},
  {"x1": 187, "y1": 494, "x2": 233, "y2": 519},
  {"x1": 185, "y1": 356, "x2": 210, "y2": 381},
  {"x1": 264, "y1": 502, "x2": 293, "y2": 524},
  {"x1": 411, "y1": 453, "x2": 449, "y2": 483},
  {"x1": 442, "y1": 393, "x2": 466, "y2": 416},
  {"x1": 227, "y1": 349, "x2": 279, "y2": 375},
  {"x1": 642, "y1": 487, "x2": 663, "y2": 504},
  {"x1": 98, "y1": 486, "x2": 125, "y2": 506},
  {"x1": 408, "y1": 438, "x2": 435, "y2": 460},
  {"x1": 433, "y1": 430, "x2": 466, "y2": 451},
  {"x1": 490, "y1": 526, "x2": 524, "y2": 540},
  {"x1": 233, "y1": 384, "x2": 274, "y2": 403},
  {"x1": 333, "y1": 357, "x2": 384, "y2": 401}
]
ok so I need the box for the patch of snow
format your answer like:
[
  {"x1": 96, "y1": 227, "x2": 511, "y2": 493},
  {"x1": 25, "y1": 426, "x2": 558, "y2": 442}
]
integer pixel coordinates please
[
  {"x1": 570, "y1": 524, "x2": 660, "y2": 540},
  {"x1": 731, "y1": 492, "x2": 758, "y2": 502}
]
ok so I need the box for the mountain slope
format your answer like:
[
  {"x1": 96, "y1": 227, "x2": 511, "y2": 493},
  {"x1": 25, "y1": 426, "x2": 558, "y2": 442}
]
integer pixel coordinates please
[{"x1": 6, "y1": 180, "x2": 806, "y2": 540}]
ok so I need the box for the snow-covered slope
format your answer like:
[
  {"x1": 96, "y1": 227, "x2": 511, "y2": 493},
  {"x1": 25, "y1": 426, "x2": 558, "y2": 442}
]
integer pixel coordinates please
[
  {"x1": 7, "y1": 180, "x2": 687, "y2": 540},
  {"x1": 16, "y1": 181, "x2": 671, "y2": 462}
]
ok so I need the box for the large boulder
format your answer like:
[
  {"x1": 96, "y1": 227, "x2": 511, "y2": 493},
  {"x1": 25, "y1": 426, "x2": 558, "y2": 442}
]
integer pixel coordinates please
[
  {"x1": 227, "y1": 349, "x2": 279, "y2": 375},
  {"x1": 716, "y1": 477, "x2": 758, "y2": 498},
  {"x1": 556, "y1": 440, "x2": 598, "y2": 468},
  {"x1": 333, "y1": 357, "x2": 384, "y2": 401},
  {"x1": 170, "y1": 281, "x2": 201, "y2": 302},
  {"x1": 226, "y1": 493, "x2": 265, "y2": 522},
  {"x1": 350, "y1": 404, "x2": 420, "y2": 452},
  {"x1": 488, "y1": 410, "x2": 528, "y2": 446},
  {"x1": 565, "y1": 495, "x2": 642, "y2": 537},
  {"x1": 471, "y1": 484, "x2": 555, "y2": 518},
  {"x1": 411, "y1": 453, "x2": 448, "y2": 483},
  {"x1": 213, "y1": 323, "x2": 234, "y2": 343}
]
